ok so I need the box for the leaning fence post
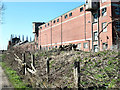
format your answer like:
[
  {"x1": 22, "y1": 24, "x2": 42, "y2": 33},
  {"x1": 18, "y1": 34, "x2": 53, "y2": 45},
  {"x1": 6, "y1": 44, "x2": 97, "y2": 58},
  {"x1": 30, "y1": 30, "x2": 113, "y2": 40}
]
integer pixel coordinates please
[
  {"x1": 74, "y1": 61, "x2": 80, "y2": 88},
  {"x1": 31, "y1": 54, "x2": 35, "y2": 67},
  {"x1": 22, "y1": 53, "x2": 26, "y2": 75}
]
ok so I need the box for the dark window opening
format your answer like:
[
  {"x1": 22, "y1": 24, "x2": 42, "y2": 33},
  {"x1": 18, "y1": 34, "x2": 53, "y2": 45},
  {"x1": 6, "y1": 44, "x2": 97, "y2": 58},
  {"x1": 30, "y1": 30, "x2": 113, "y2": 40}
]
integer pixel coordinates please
[
  {"x1": 80, "y1": 7, "x2": 83, "y2": 12},
  {"x1": 40, "y1": 27, "x2": 42, "y2": 29},
  {"x1": 69, "y1": 12, "x2": 72, "y2": 17},
  {"x1": 65, "y1": 15, "x2": 68, "y2": 19},
  {"x1": 57, "y1": 19, "x2": 59, "y2": 22},
  {"x1": 45, "y1": 24, "x2": 47, "y2": 27},
  {"x1": 53, "y1": 20, "x2": 56, "y2": 23}
]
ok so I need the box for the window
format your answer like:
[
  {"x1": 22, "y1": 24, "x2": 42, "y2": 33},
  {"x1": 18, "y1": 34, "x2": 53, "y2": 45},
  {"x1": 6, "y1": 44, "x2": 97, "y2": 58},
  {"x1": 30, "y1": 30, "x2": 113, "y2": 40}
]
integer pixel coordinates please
[
  {"x1": 94, "y1": 45, "x2": 98, "y2": 52},
  {"x1": 77, "y1": 43, "x2": 81, "y2": 49},
  {"x1": 102, "y1": 7, "x2": 107, "y2": 16},
  {"x1": 86, "y1": 1, "x2": 88, "y2": 5},
  {"x1": 94, "y1": 31, "x2": 98, "y2": 41},
  {"x1": 93, "y1": 13, "x2": 98, "y2": 23},
  {"x1": 102, "y1": 22, "x2": 107, "y2": 32},
  {"x1": 40, "y1": 27, "x2": 42, "y2": 29},
  {"x1": 36, "y1": 37, "x2": 38, "y2": 41},
  {"x1": 36, "y1": 43, "x2": 38, "y2": 48},
  {"x1": 48, "y1": 23, "x2": 49, "y2": 26},
  {"x1": 53, "y1": 20, "x2": 56, "y2": 23},
  {"x1": 83, "y1": 43, "x2": 88, "y2": 49},
  {"x1": 116, "y1": 21, "x2": 120, "y2": 31},
  {"x1": 80, "y1": 7, "x2": 83, "y2": 12},
  {"x1": 115, "y1": 7, "x2": 120, "y2": 15},
  {"x1": 45, "y1": 24, "x2": 47, "y2": 27},
  {"x1": 69, "y1": 12, "x2": 72, "y2": 17},
  {"x1": 102, "y1": 42, "x2": 108, "y2": 50},
  {"x1": 64, "y1": 15, "x2": 68, "y2": 19},
  {"x1": 101, "y1": 0, "x2": 107, "y2": 3},
  {"x1": 57, "y1": 19, "x2": 59, "y2": 22},
  {"x1": 46, "y1": 46, "x2": 48, "y2": 51}
]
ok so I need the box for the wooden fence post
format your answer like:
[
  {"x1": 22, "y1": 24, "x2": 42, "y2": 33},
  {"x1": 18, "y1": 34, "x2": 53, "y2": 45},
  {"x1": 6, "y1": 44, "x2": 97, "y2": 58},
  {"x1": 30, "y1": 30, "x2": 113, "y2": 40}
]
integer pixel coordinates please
[
  {"x1": 74, "y1": 61, "x2": 80, "y2": 88},
  {"x1": 22, "y1": 53, "x2": 26, "y2": 75},
  {"x1": 31, "y1": 54, "x2": 35, "y2": 67},
  {"x1": 46, "y1": 57, "x2": 51, "y2": 82}
]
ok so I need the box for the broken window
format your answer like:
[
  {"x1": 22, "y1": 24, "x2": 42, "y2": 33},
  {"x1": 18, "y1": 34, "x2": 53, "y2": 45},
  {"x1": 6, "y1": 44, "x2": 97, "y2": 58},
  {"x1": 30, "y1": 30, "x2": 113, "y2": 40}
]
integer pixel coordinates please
[
  {"x1": 83, "y1": 42, "x2": 88, "y2": 49},
  {"x1": 102, "y1": 22, "x2": 107, "y2": 32},
  {"x1": 102, "y1": 7, "x2": 107, "y2": 16},
  {"x1": 102, "y1": 42, "x2": 108, "y2": 50}
]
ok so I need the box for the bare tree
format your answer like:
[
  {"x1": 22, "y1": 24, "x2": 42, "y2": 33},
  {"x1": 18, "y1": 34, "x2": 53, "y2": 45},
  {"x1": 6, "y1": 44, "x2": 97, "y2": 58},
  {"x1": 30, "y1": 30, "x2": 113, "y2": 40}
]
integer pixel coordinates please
[
  {"x1": 98, "y1": 17, "x2": 120, "y2": 50},
  {"x1": 0, "y1": 1, "x2": 4, "y2": 24}
]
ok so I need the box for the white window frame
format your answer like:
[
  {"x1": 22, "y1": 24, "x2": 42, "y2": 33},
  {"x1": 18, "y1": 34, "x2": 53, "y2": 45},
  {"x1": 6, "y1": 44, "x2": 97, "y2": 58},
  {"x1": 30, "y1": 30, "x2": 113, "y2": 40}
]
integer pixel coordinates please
[
  {"x1": 94, "y1": 45, "x2": 98, "y2": 52},
  {"x1": 102, "y1": 7, "x2": 107, "y2": 16},
  {"x1": 102, "y1": 22, "x2": 107, "y2": 32},
  {"x1": 101, "y1": 0, "x2": 107, "y2": 3},
  {"x1": 94, "y1": 31, "x2": 98, "y2": 41},
  {"x1": 93, "y1": 13, "x2": 98, "y2": 23},
  {"x1": 83, "y1": 42, "x2": 88, "y2": 49},
  {"x1": 77, "y1": 43, "x2": 81, "y2": 50}
]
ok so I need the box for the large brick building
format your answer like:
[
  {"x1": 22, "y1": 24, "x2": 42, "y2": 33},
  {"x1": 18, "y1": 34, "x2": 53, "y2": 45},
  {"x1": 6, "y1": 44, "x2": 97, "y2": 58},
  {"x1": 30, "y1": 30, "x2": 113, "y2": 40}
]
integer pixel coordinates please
[{"x1": 33, "y1": 0, "x2": 120, "y2": 52}]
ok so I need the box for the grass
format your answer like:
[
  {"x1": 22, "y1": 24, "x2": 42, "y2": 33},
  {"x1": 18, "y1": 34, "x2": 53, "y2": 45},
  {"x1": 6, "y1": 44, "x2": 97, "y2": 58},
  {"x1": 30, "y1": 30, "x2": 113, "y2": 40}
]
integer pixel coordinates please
[{"x1": 0, "y1": 62, "x2": 28, "y2": 88}]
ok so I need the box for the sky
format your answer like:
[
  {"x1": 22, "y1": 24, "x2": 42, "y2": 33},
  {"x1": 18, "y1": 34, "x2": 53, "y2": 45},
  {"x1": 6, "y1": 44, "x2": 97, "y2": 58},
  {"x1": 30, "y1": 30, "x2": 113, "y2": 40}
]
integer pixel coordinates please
[{"x1": 0, "y1": 1, "x2": 85, "y2": 50}]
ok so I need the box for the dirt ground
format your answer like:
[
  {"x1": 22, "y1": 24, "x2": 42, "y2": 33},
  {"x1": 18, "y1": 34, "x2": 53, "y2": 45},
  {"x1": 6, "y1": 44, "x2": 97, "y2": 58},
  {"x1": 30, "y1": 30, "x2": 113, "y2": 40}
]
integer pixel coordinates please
[{"x1": 0, "y1": 65, "x2": 13, "y2": 89}]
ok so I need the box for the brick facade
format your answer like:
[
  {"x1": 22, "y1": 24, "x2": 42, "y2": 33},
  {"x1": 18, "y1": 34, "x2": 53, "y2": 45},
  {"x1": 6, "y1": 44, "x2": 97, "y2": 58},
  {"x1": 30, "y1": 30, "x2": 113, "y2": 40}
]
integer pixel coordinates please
[{"x1": 33, "y1": 0, "x2": 120, "y2": 52}]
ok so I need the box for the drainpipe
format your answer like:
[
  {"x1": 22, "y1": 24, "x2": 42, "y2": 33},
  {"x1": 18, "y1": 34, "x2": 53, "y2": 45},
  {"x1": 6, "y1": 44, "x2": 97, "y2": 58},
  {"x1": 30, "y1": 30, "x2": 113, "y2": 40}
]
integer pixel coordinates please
[
  {"x1": 97, "y1": 10, "x2": 100, "y2": 51},
  {"x1": 84, "y1": 5, "x2": 90, "y2": 51},
  {"x1": 40, "y1": 27, "x2": 41, "y2": 50},
  {"x1": 91, "y1": 13, "x2": 94, "y2": 52},
  {"x1": 61, "y1": 16, "x2": 63, "y2": 46},
  {"x1": 84, "y1": 8, "x2": 86, "y2": 40},
  {"x1": 51, "y1": 21, "x2": 52, "y2": 48}
]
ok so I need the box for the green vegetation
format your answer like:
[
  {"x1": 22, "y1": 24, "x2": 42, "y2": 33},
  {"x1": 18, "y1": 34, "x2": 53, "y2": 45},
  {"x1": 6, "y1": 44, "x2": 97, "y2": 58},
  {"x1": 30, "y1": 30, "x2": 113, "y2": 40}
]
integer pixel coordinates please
[
  {"x1": 0, "y1": 62, "x2": 28, "y2": 88},
  {"x1": 2, "y1": 54, "x2": 6, "y2": 59},
  {"x1": 77, "y1": 50, "x2": 119, "y2": 88}
]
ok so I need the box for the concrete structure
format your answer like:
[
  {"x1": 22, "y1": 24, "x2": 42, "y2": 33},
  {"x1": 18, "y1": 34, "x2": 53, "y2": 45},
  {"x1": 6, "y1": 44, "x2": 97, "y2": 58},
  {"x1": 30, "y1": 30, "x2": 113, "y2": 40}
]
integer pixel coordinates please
[{"x1": 33, "y1": 0, "x2": 120, "y2": 52}]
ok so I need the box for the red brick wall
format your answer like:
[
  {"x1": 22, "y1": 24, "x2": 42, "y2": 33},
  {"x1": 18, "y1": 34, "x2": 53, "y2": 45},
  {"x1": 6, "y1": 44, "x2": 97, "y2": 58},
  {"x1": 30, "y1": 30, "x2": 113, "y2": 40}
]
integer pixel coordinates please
[{"x1": 34, "y1": 1, "x2": 119, "y2": 51}]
